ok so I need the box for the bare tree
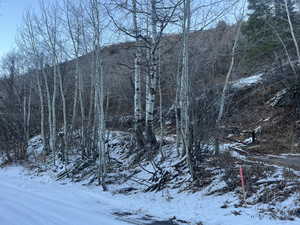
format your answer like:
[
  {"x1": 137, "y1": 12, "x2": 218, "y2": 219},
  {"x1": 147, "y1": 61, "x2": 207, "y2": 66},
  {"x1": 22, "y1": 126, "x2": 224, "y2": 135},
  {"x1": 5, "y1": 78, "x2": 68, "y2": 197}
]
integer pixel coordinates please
[
  {"x1": 19, "y1": 10, "x2": 47, "y2": 151},
  {"x1": 64, "y1": 0, "x2": 87, "y2": 138},
  {"x1": 38, "y1": 0, "x2": 68, "y2": 163},
  {"x1": 215, "y1": 16, "x2": 243, "y2": 154},
  {"x1": 106, "y1": 0, "x2": 181, "y2": 150},
  {"x1": 132, "y1": 0, "x2": 145, "y2": 149},
  {"x1": 88, "y1": 0, "x2": 107, "y2": 190},
  {"x1": 180, "y1": 0, "x2": 194, "y2": 179},
  {"x1": 284, "y1": 0, "x2": 300, "y2": 66}
]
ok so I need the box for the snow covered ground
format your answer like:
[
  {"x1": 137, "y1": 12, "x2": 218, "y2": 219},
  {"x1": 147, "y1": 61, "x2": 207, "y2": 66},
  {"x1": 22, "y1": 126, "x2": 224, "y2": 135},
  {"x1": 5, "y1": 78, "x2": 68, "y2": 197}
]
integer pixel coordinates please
[
  {"x1": 0, "y1": 166, "x2": 130, "y2": 225},
  {"x1": 0, "y1": 165, "x2": 299, "y2": 225}
]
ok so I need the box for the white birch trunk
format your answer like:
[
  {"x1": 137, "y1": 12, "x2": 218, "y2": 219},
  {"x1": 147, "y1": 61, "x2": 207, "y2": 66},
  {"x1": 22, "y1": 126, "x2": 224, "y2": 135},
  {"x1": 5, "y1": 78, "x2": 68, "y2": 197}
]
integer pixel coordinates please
[
  {"x1": 52, "y1": 64, "x2": 57, "y2": 165},
  {"x1": 158, "y1": 49, "x2": 165, "y2": 158},
  {"x1": 284, "y1": 0, "x2": 300, "y2": 65},
  {"x1": 267, "y1": 21, "x2": 297, "y2": 75},
  {"x1": 40, "y1": 1, "x2": 60, "y2": 165},
  {"x1": 132, "y1": 0, "x2": 142, "y2": 127},
  {"x1": 78, "y1": 63, "x2": 85, "y2": 147},
  {"x1": 37, "y1": 70, "x2": 45, "y2": 151},
  {"x1": 88, "y1": 59, "x2": 95, "y2": 130},
  {"x1": 216, "y1": 17, "x2": 243, "y2": 155},
  {"x1": 181, "y1": 0, "x2": 194, "y2": 179},
  {"x1": 57, "y1": 64, "x2": 68, "y2": 161},
  {"x1": 131, "y1": 0, "x2": 145, "y2": 148},
  {"x1": 217, "y1": 22, "x2": 242, "y2": 124},
  {"x1": 90, "y1": 0, "x2": 107, "y2": 190},
  {"x1": 42, "y1": 62, "x2": 53, "y2": 154},
  {"x1": 23, "y1": 96, "x2": 27, "y2": 143},
  {"x1": 71, "y1": 76, "x2": 79, "y2": 130},
  {"x1": 26, "y1": 83, "x2": 32, "y2": 142},
  {"x1": 23, "y1": 10, "x2": 46, "y2": 153},
  {"x1": 145, "y1": 0, "x2": 159, "y2": 147},
  {"x1": 175, "y1": 45, "x2": 183, "y2": 156}
]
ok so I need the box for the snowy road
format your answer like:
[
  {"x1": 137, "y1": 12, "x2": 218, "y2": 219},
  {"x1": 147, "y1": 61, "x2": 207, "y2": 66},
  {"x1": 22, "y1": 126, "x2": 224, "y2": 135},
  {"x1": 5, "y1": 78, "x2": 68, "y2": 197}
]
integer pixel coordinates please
[
  {"x1": 1, "y1": 166, "x2": 299, "y2": 225},
  {"x1": 0, "y1": 166, "x2": 130, "y2": 225}
]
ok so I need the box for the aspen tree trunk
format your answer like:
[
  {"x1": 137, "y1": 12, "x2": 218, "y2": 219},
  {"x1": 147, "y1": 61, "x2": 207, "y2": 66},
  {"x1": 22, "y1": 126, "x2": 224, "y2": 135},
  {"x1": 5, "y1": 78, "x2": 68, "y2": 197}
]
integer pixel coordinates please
[
  {"x1": 23, "y1": 11, "x2": 47, "y2": 154},
  {"x1": 145, "y1": 0, "x2": 159, "y2": 148},
  {"x1": 57, "y1": 64, "x2": 68, "y2": 162},
  {"x1": 23, "y1": 96, "x2": 27, "y2": 142},
  {"x1": 96, "y1": 57, "x2": 106, "y2": 190},
  {"x1": 37, "y1": 70, "x2": 46, "y2": 152},
  {"x1": 42, "y1": 62, "x2": 53, "y2": 155},
  {"x1": 52, "y1": 64, "x2": 57, "y2": 165},
  {"x1": 158, "y1": 49, "x2": 165, "y2": 159},
  {"x1": 26, "y1": 84, "x2": 32, "y2": 143},
  {"x1": 88, "y1": 58, "x2": 95, "y2": 131},
  {"x1": 22, "y1": 84, "x2": 32, "y2": 159},
  {"x1": 64, "y1": 0, "x2": 86, "y2": 145},
  {"x1": 90, "y1": 0, "x2": 107, "y2": 190},
  {"x1": 132, "y1": 0, "x2": 144, "y2": 148},
  {"x1": 284, "y1": 0, "x2": 300, "y2": 65},
  {"x1": 71, "y1": 78, "x2": 79, "y2": 130},
  {"x1": 92, "y1": 84, "x2": 97, "y2": 158},
  {"x1": 267, "y1": 21, "x2": 297, "y2": 75},
  {"x1": 78, "y1": 63, "x2": 86, "y2": 149},
  {"x1": 175, "y1": 47, "x2": 183, "y2": 157},
  {"x1": 181, "y1": 0, "x2": 194, "y2": 179},
  {"x1": 215, "y1": 18, "x2": 243, "y2": 155},
  {"x1": 23, "y1": 95, "x2": 28, "y2": 159},
  {"x1": 70, "y1": 0, "x2": 87, "y2": 154},
  {"x1": 90, "y1": 53, "x2": 97, "y2": 158}
]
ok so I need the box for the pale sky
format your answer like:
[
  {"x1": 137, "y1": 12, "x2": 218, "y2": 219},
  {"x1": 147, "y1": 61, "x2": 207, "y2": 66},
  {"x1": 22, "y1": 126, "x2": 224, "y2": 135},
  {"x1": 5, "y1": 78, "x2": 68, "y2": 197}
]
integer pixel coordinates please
[{"x1": 0, "y1": 0, "x2": 38, "y2": 58}]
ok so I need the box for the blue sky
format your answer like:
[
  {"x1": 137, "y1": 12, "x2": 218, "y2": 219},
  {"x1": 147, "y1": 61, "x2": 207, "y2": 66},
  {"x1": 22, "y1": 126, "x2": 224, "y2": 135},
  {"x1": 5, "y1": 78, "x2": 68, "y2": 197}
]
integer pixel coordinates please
[{"x1": 0, "y1": 0, "x2": 38, "y2": 58}]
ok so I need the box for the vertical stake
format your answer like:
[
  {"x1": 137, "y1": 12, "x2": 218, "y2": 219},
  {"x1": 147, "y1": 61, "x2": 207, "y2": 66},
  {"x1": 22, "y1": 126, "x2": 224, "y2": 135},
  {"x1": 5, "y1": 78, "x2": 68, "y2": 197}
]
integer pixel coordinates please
[{"x1": 239, "y1": 165, "x2": 246, "y2": 202}]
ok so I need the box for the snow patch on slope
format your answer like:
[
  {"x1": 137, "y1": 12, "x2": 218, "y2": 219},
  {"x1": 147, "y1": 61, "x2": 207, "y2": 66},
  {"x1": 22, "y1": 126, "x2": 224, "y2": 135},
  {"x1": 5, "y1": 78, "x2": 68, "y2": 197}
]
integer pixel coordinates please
[{"x1": 232, "y1": 73, "x2": 264, "y2": 89}]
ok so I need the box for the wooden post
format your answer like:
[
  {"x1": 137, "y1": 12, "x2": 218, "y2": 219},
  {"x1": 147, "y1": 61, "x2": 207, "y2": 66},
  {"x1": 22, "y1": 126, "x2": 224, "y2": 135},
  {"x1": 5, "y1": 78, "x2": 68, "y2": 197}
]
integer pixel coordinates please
[{"x1": 239, "y1": 165, "x2": 246, "y2": 202}]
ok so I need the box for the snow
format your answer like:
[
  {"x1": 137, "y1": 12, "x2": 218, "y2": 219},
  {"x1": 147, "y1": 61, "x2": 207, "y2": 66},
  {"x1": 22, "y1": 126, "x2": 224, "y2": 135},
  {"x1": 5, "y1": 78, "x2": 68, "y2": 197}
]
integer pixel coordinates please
[
  {"x1": 232, "y1": 73, "x2": 264, "y2": 89},
  {"x1": 3, "y1": 132, "x2": 300, "y2": 225},
  {"x1": 1, "y1": 165, "x2": 299, "y2": 225},
  {"x1": 27, "y1": 135, "x2": 44, "y2": 157},
  {"x1": 267, "y1": 88, "x2": 288, "y2": 107},
  {"x1": 0, "y1": 166, "x2": 129, "y2": 225}
]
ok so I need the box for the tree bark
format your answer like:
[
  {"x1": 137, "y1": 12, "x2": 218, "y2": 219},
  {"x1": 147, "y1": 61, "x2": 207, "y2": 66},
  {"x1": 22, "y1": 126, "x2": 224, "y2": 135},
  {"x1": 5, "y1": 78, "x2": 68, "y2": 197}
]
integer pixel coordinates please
[
  {"x1": 215, "y1": 18, "x2": 243, "y2": 155},
  {"x1": 132, "y1": 0, "x2": 145, "y2": 149},
  {"x1": 145, "y1": 0, "x2": 159, "y2": 149},
  {"x1": 284, "y1": 0, "x2": 300, "y2": 66}
]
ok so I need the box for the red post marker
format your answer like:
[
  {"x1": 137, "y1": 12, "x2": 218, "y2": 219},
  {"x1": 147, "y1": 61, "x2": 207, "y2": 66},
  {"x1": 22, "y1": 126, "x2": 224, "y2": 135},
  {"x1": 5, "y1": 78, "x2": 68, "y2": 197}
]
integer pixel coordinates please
[
  {"x1": 239, "y1": 166, "x2": 245, "y2": 187},
  {"x1": 239, "y1": 165, "x2": 246, "y2": 202}
]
